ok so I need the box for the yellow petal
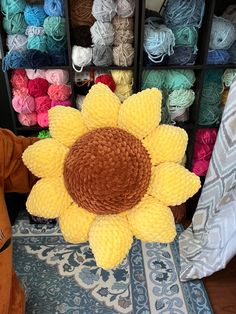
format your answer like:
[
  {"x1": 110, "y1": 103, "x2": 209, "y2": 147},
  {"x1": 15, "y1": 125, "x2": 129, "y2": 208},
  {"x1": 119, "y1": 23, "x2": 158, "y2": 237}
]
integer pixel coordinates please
[
  {"x1": 59, "y1": 203, "x2": 96, "y2": 243},
  {"x1": 118, "y1": 88, "x2": 162, "y2": 139},
  {"x1": 26, "y1": 177, "x2": 72, "y2": 218},
  {"x1": 22, "y1": 138, "x2": 69, "y2": 178},
  {"x1": 142, "y1": 125, "x2": 188, "y2": 165},
  {"x1": 128, "y1": 196, "x2": 176, "y2": 243},
  {"x1": 89, "y1": 215, "x2": 133, "y2": 269},
  {"x1": 49, "y1": 106, "x2": 88, "y2": 147},
  {"x1": 149, "y1": 162, "x2": 201, "y2": 206},
  {"x1": 82, "y1": 83, "x2": 121, "y2": 129}
]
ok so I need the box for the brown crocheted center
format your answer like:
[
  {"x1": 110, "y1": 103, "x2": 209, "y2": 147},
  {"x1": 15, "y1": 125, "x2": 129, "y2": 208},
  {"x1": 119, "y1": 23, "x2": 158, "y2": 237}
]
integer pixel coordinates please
[{"x1": 63, "y1": 127, "x2": 151, "y2": 215}]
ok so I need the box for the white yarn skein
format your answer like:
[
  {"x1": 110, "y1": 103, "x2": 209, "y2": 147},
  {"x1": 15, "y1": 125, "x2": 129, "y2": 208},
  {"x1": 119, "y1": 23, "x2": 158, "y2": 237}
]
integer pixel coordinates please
[
  {"x1": 25, "y1": 26, "x2": 45, "y2": 37},
  {"x1": 92, "y1": 0, "x2": 117, "y2": 22},
  {"x1": 7, "y1": 34, "x2": 27, "y2": 52},
  {"x1": 117, "y1": 0, "x2": 135, "y2": 18},
  {"x1": 72, "y1": 46, "x2": 92, "y2": 72},
  {"x1": 90, "y1": 21, "x2": 114, "y2": 46}
]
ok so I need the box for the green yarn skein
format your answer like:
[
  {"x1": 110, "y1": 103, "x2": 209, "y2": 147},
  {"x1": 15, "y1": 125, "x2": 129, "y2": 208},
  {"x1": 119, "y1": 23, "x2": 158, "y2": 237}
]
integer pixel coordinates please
[
  {"x1": 1, "y1": 0, "x2": 26, "y2": 17},
  {"x1": 222, "y1": 69, "x2": 236, "y2": 87},
  {"x1": 141, "y1": 70, "x2": 166, "y2": 90},
  {"x1": 172, "y1": 26, "x2": 198, "y2": 53},
  {"x1": 43, "y1": 16, "x2": 66, "y2": 41},
  {"x1": 37, "y1": 130, "x2": 51, "y2": 138},
  {"x1": 167, "y1": 89, "x2": 195, "y2": 111},
  {"x1": 3, "y1": 13, "x2": 27, "y2": 35},
  {"x1": 165, "y1": 69, "x2": 196, "y2": 91}
]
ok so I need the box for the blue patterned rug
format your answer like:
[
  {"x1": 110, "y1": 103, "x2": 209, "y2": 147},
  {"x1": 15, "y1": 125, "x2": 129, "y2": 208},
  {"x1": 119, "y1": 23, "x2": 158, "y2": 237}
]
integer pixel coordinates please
[{"x1": 13, "y1": 214, "x2": 213, "y2": 314}]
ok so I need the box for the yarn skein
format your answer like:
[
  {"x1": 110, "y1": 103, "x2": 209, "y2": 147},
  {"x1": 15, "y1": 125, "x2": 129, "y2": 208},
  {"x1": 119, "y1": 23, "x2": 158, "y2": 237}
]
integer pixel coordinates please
[
  {"x1": 45, "y1": 69, "x2": 69, "y2": 84},
  {"x1": 7, "y1": 34, "x2": 27, "y2": 52},
  {"x1": 44, "y1": 0, "x2": 64, "y2": 17},
  {"x1": 24, "y1": 5, "x2": 47, "y2": 27},
  {"x1": 47, "y1": 84, "x2": 71, "y2": 101},
  {"x1": 144, "y1": 18, "x2": 175, "y2": 63},
  {"x1": 207, "y1": 49, "x2": 230, "y2": 64},
  {"x1": 92, "y1": 45, "x2": 113, "y2": 66},
  {"x1": 112, "y1": 16, "x2": 134, "y2": 31},
  {"x1": 25, "y1": 26, "x2": 45, "y2": 36},
  {"x1": 43, "y1": 17, "x2": 66, "y2": 41},
  {"x1": 51, "y1": 99, "x2": 72, "y2": 107},
  {"x1": 163, "y1": 0, "x2": 205, "y2": 28},
  {"x1": 95, "y1": 74, "x2": 116, "y2": 92},
  {"x1": 12, "y1": 95, "x2": 35, "y2": 114},
  {"x1": 115, "y1": 83, "x2": 133, "y2": 102},
  {"x1": 117, "y1": 0, "x2": 135, "y2": 18},
  {"x1": 1, "y1": 0, "x2": 26, "y2": 17},
  {"x1": 11, "y1": 69, "x2": 28, "y2": 89},
  {"x1": 3, "y1": 13, "x2": 27, "y2": 34},
  {"x1": 70, "y1": 0, "x2": 95, "y2": 28},
  {"x1": 35, "y1": 95, "x2": 51, "y2": 113},
  {"x1": 222, "y1": 69, "x2": 236, "y2": 87},
  {"x1": 92, "y1": 0, "x2": 117, "y2": 22},
  {"x1": 141, "y1": 69, "x2": 165, "y2": 90},
  {"x1": 27, "y1": 35, "x2": 47, "y2": 52},
  {"x1": 165, "y1": 69, "x2": 196, "y2": 91},
  {"x1": 26, "y1": 69, "x2": 46, "y2": 80},
  {"x1": 111, "y1": 70, "x2": 133, "y2": 85},
  {"x1": 113, "y1": 43, "x2": 134, "y2": 66},
  {"x1": 114, "y1": 29, "x2": 134, "y2": 45},
  {"x1": 72, "y1": 46, "x2": 92, "y2": 71},
  {"x1": 46, "y1": 36, "x2": 67, "y2": 53},
  {"x1": 172, "y1": 26, "x2": 198, "y2": 52},
  {"x1": 168, "y1": 47, "x2": 196, "y2": 65},
  {"x1": 18, "y1": 112, "x2": 37, "y2": 126},
  {"x1": 90, "y1": 21, "x2": 114, "y2": 46},
  {"x1": 37, "y1": 111, "x2": 49, "y2": 127},
  {"x1": 28, "y1": 78, "x2": 49, "y2": 97},
  {"x1": 167, "y1": 89, "x2": 195, "y2": 121},
  {"x1": 209, "y1": 16, "x2": 236, "y2": 50},
  {"x1": 71, "y1": 26, "x2": 92, "y2": 47},
  {"x1": 229, "y1": 41, "x2": 236, "y2": 63}
]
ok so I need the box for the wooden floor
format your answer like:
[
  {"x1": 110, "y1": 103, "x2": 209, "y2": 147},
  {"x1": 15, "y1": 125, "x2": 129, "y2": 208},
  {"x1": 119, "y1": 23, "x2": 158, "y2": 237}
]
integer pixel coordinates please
[{"x1": 204, "y1": 256, "x2": 236, "y2": 314}]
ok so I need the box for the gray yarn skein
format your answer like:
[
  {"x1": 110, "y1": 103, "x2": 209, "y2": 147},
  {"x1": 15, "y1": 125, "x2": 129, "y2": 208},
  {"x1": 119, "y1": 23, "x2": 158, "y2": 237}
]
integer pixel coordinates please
[{"x1": 93, "y1": 45, "x2": 113, "y2": 66}]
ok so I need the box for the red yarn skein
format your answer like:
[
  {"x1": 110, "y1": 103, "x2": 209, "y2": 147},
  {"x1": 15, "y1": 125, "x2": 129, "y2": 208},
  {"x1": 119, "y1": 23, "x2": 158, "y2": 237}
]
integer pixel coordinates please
[
  {"x1": 11, "y1": 69, "x2": 28, "y2": 90},
  {"x1": 28, "y1": 78, "x2": 49, "y2": 98},
  {"x1": 95, "y1": 74, "x2": 116, "y2": 92},
  {"x1": 48, "y1": 84, "x2": 71, "y2": 101},
  {"x1": 35, "y1": 96, "x2": 52, "y2": 113},
  {"x1": 37, "y1": 112, "x2": 49, "y2": 127}
]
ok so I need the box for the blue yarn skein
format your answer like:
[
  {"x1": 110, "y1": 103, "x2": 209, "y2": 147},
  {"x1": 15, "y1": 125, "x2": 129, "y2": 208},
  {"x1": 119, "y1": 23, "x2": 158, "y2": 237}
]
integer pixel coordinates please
[
  {"x1": 1, "y1": 0, "x2": 26, "y2": 17},
  {"x1": 24, "y1": 5, "x2": 47, "y2": 27},
  {"x1": 44, "y1": 0, "x2": 64, "y2": 17},
  {"x1": 46, "y1": 35, "x2": 67, "y2": 53},
  {"x1": 43, "y1": 16, "x2": 66, "y2": 41},
  {"x1": 27, "y1": 35, "x2": 47, "y2": 52},
  {"x1": 207, "y1": 49, "x2": 230, "y2": 64},
  {"x1": 144, "y1": 17, "x2": 175, "y2": 63},
  {"x1": 50, "y1": 50, "x2": 68, "y2": 65},
  {"x1": 209, "y1": 16, "x2": 236, "y2": 50},
  {"x1": 168, "y1": 46, "x2": 197, "y2": 65},
  {"x1": 3, "y1": 13, "x2": 27, "y2": 34},
  {"x1": 23, "y1": 49, "x2": 51, "y2": 68},
  {"x1": 2, "y1": 51, "x2": 24, "y2": 71},
  {"x1": 163, "y1": 0, "x2": 205, "y2": 28}
]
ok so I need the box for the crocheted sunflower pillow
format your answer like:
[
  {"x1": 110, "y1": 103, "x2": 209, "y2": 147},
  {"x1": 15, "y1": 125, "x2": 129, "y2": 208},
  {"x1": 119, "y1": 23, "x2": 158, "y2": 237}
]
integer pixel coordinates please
[{"x1": 23, "y1": 83, "x2": 200, "y2": 269}]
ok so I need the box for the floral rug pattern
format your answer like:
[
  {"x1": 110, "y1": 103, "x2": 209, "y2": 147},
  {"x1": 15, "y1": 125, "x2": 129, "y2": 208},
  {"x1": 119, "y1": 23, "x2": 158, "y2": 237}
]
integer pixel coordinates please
[{"x1": 13, "y1": 217, "x2": 213, "y2": 314}]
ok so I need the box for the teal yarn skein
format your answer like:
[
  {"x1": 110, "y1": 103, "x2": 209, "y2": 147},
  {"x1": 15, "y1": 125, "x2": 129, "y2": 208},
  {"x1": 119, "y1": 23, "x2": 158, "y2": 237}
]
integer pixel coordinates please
[
  {"x1": 165, "y1": 69, "x2": 196, "y2": 91},
  {"x1": 3, "y1": 13, "x2": 27, "y2": 34},
  {"x1": 24, "y1": 4, "x2": 47, "y2": 27},
  {"x1": 141, "y1": 70, "x2": 166, "y2": 90},
  {"x1": 46, "y1": 36, "x2": 67, "y2": 53},
  {"x1": 209, "y1": 16, "x2": 236, "y2": 50},
  {"x1": 167, "y1": 89, "x2": 195, "y2": 111},
  {"x1": 43, "y1": 16, "x2": 66, "y2": 41},
  {"x1": 1, "y1": 0, "x2": 26, "y2": 17},
  {"x1": 172, "y1": 26, "x2": 198, "y2": 53},
  {"x1": 198, "y1": 103, "x2": 222, "y2": 125},
  {"x1": 27, "y1": 35, "x2": 47, "y2": 52}
]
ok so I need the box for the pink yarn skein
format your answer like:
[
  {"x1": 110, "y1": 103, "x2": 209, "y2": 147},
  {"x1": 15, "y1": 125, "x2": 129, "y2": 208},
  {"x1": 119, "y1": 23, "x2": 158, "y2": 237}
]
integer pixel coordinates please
[
  {"x1": 11, "y1": 69, "x2": 28, "y2": 90},
  {"x1": 37, "y1": 112, "x2": 49, "y2": 127},
  {"x1": 18, "y1": 112, "x2": 37, "y2": 126},
  {"x1": 35, "y1": 96, "x2": 52, "y2": 113},
  {"x1": 26, "y1": 69, "x2": 46, "y2": 80},
  {"x1": 45, "y1": 70, "x2": 69, "y2": 85},
  {"x1": 12, "y1": 95, "x2": 35, "y2": 114},
  {"x1": 51, "y1": 100, "x2": 72, "y2": 107},
  {"x1": 48, "y1": 84, "x2": 71, "y2": 101}
]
